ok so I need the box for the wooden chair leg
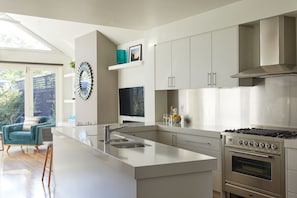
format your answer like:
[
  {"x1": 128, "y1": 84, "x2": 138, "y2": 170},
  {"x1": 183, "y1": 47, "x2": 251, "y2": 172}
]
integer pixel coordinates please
[
  {"x1": 42, "y1": 145, "x2": 50, "y2": 182},
  {"x1": 35, "y1": 146, "x2": 40, "y2": 152},
  {"x1": 48, "y1": 145, "x2": 53, "y2": 187},
  {"x1": 6, "y1": 145, "x2": 11, "y2": 152},
  {"x1": 42, "y1": 143, "x2": 53, "y2": 187}
]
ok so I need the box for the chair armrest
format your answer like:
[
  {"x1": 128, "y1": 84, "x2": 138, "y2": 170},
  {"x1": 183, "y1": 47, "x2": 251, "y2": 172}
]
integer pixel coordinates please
[
  {"x1": 3, "y1": 123, "x2": 24, "y2": 140},
  {"x1": 37, "y1": 123, "x2": 55, "y2": 142},
  {"x1": 31, "y1": 122, "x2": 55, "y2": 140}
]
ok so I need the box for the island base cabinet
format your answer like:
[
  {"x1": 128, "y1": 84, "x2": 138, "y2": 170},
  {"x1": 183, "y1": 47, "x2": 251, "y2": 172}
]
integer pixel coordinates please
[
  {"x1": 53, "y1": 133, "x2": 137, "y2": 198},
  {"x1": 53, "y1": 131, "x2": 215, "y2": 198},
  {"x1": 138, "y1": 172, "x2": 213, "y2": 198}
]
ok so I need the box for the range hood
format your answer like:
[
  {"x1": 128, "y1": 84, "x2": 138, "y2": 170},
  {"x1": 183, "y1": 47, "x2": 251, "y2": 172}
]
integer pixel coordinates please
[{"x1": 232, "y1": 16, "x2": 296, "y2": 78}]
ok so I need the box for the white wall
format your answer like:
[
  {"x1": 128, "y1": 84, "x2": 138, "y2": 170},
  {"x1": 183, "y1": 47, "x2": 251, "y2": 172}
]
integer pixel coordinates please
[
  {"x1": 117, "y1": 40, "x2": 147, "y2": 123},
  {"x1": 117, "y1": 0, "x2": 297, "y2": 124},
  {"x1": 75, "y1": 31, "x2": 118, "y2": 125}
]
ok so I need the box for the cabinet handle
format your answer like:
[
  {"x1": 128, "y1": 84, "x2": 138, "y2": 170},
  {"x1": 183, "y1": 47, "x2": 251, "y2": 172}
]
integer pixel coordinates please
[
  {"x1": 168, "y1": 76, "x2": 175, "y2": 88},
  {"x1": 207, "y1": 73, "x2": 211, "y2": 85},
  {"x1": 213, "y1": 72, "x2": 216, "y2": 86},
  {"x1": 185, "y1": 140, "x2": 211, "y2": 146},
  {"x1": 172, "y1": 76, "x2": 175, "y2": 87},
  {"x1": 168, "y1": 77, "x2": 172, "y2": 87}
]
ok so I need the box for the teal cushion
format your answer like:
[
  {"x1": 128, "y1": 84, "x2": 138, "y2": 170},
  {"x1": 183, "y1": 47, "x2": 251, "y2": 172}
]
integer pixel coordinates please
[
  {"x1": 9, "y1": 131, "x2": 33, "y2": 140},
  {"x1": 39, "y1": 116, "x2": 48, "y2": 123}
]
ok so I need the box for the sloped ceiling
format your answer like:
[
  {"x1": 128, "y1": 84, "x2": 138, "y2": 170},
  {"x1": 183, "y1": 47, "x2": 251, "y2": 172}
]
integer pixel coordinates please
[{"x1": 1, "y1": 0, "x2": 242, "y2": 58}]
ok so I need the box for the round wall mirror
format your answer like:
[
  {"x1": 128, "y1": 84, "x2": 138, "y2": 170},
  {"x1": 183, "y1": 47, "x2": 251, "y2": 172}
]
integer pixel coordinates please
[{"x1": 75, "y1": 62, "x2": 93, "y2": 100}]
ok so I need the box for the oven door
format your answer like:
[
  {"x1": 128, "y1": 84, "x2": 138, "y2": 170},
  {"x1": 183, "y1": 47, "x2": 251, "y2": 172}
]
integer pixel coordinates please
[{"x1": 224, "y1": 147, "x2": 281, "y2": 196}]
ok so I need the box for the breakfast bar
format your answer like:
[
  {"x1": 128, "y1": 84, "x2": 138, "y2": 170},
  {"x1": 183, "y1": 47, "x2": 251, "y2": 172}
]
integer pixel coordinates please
[{"x1": 52, "y1": 124, "x2": 217, "y2": 198}]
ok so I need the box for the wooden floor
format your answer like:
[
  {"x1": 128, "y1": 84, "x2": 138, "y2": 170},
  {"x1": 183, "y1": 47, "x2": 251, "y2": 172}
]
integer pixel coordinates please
[{"x1": 0, "y1": 144, "x2": 54, "y2": 198}]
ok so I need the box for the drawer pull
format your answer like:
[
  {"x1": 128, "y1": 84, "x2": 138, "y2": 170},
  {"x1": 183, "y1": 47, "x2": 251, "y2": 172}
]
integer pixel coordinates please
[{"x1": 185, "y1": 140, "x2": 211, "y2": 146}]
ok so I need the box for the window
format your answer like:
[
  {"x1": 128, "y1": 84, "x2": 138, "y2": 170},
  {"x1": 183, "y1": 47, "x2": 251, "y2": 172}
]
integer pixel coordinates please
[
  {"x1": 0, "y1": 14, "x2": 51, "y2": 51},
  {"x1": 0, "y1": 65, "x2": 58, "y2": 128}
]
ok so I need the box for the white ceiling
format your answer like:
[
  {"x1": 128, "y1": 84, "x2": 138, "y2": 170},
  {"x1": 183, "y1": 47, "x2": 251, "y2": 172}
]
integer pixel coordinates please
[{"x1": 1, "y1": 0, "x2": 242, "y2": 58}]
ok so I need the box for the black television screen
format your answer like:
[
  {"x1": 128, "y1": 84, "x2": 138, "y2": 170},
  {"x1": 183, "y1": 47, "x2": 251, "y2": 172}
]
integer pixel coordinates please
[{"x1": 119, "y1": 87, "x2": 144, "y2": 117}]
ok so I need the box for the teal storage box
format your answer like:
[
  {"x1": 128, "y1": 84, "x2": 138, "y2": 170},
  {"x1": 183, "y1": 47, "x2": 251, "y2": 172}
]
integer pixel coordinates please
[{"x1": 116, "y1": 50, "x2": 127, "y2": 64}]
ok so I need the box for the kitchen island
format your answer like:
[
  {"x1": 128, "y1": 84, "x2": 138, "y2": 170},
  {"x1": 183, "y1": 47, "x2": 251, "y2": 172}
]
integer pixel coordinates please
[{"x1": 52, "y1": 124, "x2": 217, "y2": 198}]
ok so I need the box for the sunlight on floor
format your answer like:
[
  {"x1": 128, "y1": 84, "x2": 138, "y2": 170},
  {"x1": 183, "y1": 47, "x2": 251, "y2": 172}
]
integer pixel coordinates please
[{"x1": 0, "y1": 145, "x2": 55, "y2": 198}]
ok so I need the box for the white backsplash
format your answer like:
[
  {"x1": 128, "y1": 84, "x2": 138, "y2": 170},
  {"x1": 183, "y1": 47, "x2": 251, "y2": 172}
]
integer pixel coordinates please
[{"x1": 174, "y1": 76, "x2": 297, "y2": 128}]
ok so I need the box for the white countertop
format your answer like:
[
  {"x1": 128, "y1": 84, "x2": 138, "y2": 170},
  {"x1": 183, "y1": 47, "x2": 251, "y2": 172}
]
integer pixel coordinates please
[{"x1": 52, "y1": 124, "x2": 217, "y2": 179}]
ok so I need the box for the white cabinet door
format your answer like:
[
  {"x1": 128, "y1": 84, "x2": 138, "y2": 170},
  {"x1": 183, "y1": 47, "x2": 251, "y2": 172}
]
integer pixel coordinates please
[
  {"x1": 287, "y1": 148, "x2": 297, "y2": 197},
  {"x1": 176, "y1": 133, "x2": 222, "y2": 196},
  {"x1": 190, "y1": 33, "x2": 212, "y2": 88},
  {"x1": 212, "y1": 26, "x2": 239, "y2": 87},
  {"x1": 155, "y1": 42, "x2": 172, "y2": 90},
  {"x1": 171, "y1": 38, "x2": 190, "y2": 89}
]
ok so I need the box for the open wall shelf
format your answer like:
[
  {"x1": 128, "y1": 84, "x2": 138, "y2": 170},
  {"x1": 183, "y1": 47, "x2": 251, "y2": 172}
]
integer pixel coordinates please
[{"x1": 108, "y1": 60, "x2": 143, "y2": 70}]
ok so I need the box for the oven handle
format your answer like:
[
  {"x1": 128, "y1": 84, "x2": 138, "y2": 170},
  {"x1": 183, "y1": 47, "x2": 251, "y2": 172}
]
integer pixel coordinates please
[{"x1": 229, "y1": 149, "x2": 273, "y2": 158}]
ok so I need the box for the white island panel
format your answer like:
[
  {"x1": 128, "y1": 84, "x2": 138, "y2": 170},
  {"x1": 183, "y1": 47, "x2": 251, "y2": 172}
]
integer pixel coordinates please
[{"x1": 52, "y1": 125, "x2": 217, "y2": 198}]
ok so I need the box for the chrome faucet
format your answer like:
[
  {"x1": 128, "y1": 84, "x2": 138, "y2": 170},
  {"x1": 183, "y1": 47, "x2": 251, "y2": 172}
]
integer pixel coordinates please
[{"x1": 104, "y1": 124, "x2": 127, "y2": 144}]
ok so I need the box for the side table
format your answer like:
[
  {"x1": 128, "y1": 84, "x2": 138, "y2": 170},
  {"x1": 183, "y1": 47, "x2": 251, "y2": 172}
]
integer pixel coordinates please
[{"x1": 0, "y1": 131, "x2": 3, "y2": 151}]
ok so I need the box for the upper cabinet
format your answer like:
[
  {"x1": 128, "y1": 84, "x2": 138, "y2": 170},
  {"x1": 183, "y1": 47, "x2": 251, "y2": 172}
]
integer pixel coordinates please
[
  {"x1": 190, "y1": 32, "x2": 212, "y2": 88},
  {"x1": 212, "y1": 26, "x2": 239, "y2": 88},
  {"x1": 155, "y1": 38, "x2": 190, "y2": 90},
  {"x1": 155, "y1": 26, "x2": 239, "y2": 90},
  {"x1": 190, "y1": 26, "x2": 239, "y2": 88},
  {"x1": 155, "y1": 41, "x2": 172, "y2": 90}
]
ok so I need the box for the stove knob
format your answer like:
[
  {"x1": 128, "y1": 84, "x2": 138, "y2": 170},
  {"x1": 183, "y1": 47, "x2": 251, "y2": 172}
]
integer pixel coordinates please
[
  {"x1": 254, "y1": 141, "x2": 259, "y2": 147},
  {"x1": 238, "y1": 139, "x2": 243, "y2": 145},
  {"x1": 259, "y1": 142, "x2": 265, "y2": 148},
  {"x1": 271, "y1": 144, "x2": 278, "y2": 150},
  {"x1": 243, "y1": 140, "x2": 248, "y2": 146},
  {"x1": 265, "y1": 143, "x2": 271, "y2": 149},
  {"x1": 248, "y1": 141, "x2": 254, "y2": 146}
]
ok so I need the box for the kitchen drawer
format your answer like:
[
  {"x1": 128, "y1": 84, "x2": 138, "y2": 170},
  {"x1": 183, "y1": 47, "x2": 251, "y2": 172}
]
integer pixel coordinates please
[
  {"x1": 288, "y1": 170, "x2": 297, "y2": 194},
  {"x1": 288, "y1": 149, "x2": 297, "y2": 171},
  {"x1": 288, "y1": 192, "x2": 297, "y2": 198},
  {"x1": 177, "y1": 142, "x2": 221, "y2": 172},
  {"x1": 177, "y1": 134, "x2": 221, "y2": 151}
]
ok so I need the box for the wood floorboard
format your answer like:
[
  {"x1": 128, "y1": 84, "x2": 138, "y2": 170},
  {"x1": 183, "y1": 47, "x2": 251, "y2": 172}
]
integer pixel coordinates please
[{"x1": 0, "y1": 144, "x2": 55, "y2": 198}]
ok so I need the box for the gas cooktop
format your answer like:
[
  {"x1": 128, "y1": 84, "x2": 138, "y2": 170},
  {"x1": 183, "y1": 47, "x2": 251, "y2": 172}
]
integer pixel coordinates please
[{"x1": 224, "y1": 128, "x2": 297, "y2": 139}]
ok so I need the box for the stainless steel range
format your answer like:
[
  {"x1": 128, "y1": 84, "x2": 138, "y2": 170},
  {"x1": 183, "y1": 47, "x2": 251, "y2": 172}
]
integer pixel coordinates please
[{"x1": 222, "y1": 128, "x2": 297, "y2": 198}]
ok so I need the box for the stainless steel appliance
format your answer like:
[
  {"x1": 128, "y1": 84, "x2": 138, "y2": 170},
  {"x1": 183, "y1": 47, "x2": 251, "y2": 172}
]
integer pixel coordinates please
[
  {"x1": 232, "y1": 15, "x2": 296, "y2": 79},
  {"x1": 222, "y1": 128, "x2": 297, "y2": 198}
]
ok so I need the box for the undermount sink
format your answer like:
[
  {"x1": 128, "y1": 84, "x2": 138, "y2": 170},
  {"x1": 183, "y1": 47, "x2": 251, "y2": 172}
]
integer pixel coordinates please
[
  {"x1": 98, "y1": 138, "x2": 129, "y2": 143},
  {"x1": 111, "y1": 142, "x2": 148, "y2": 149}
]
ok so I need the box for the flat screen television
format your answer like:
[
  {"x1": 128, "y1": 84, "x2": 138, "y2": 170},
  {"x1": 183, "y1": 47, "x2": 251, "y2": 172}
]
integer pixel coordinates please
[{"x1": 119, "y1": 86, "x2": 144, "y2": 117}]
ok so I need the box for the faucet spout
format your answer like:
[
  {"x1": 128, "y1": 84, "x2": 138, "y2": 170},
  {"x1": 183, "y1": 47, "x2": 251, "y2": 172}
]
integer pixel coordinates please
[{"x1": 104, "y1": 124, "x2": 127, "y2": 144}]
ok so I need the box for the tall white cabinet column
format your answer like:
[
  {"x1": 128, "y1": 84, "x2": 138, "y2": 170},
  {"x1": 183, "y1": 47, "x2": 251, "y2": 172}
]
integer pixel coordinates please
[{"x1": 75, "y1": 31, "x2": 118, "y2": 125}]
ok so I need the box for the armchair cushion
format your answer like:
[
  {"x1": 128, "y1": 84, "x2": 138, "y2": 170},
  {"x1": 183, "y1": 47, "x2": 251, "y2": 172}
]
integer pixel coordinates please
[
  {"x1": 23, "y1": 117, "x2": 41, "y2": 131},
  {"x1": 9, "y1": 131, "x2": 33, "y2": 141}
]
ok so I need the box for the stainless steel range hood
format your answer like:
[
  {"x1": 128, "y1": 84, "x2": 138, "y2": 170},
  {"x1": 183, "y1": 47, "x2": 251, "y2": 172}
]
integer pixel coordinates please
[{"x1": 232, "y1": 16, "x2": 296, "y2": 78}]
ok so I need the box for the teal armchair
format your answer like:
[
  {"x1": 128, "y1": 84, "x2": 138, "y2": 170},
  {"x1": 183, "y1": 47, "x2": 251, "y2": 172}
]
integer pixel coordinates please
[{"x1": 2, "y1": 116, "x2": 55, "y2": 152}]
